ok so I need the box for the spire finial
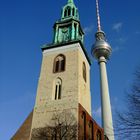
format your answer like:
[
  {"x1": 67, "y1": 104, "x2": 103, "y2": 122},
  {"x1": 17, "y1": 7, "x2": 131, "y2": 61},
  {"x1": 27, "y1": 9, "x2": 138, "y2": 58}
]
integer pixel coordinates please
[
  {"x1": 68, "y1": 0, "x2": 74, "y2": 3},
  {"x1": 96, "y1": 0, "x2": 101, "y2": 31}
]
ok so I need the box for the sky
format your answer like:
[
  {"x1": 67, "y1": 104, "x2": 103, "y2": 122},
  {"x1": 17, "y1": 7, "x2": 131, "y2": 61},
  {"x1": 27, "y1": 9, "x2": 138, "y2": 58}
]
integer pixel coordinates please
[{"x1": 0, "y1": 0, "x2": 140, "y2": 139}]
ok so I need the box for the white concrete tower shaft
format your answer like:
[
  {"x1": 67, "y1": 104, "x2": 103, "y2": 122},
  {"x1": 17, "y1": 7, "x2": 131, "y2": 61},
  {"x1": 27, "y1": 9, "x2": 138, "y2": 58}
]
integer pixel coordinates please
[
  {"x1": 91, "y1": 0, "x2": 115, "y2": 139},
  {"x1": 99, "y1": 56, "x2": 115, "y2": 140}
]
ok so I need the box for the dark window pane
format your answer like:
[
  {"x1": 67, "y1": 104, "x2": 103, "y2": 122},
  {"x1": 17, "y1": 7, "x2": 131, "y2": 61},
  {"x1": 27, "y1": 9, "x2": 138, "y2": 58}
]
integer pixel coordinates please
[
  {"x1": 55, "y1": 85, "x2": 58, "y2": 100},
  {"x1": 68, "y1": 8, "x2": 71, "y2": 16},
  {"x1": 61, "y1": 60, "x2": 65, "y2": 71},
  {"x1": 64, "y1": 10, "x2": 67, "y2": 17},
  {"x1": 83, "y1": 63, "x2": 86, "y2": 82},
  {"x1": 55, "y1": 61, "x2": 59, "y2": 72},
  {"x1": 72, "y1": 8, "x2": 75, "y2": 16},
  {"x1": 58, "y1": 85, "x2": 61, "y2": 99},
  {"x1": 97, "y1": 131, "x2": 101, "y2": 140},
  {"x1": 89, "y1": 122, "x2": 93, "y2": 140},
  {"x1": 53, "y1": 55, "x2": 65, "y2": 73},
  {"x1": 82, "y1": 112, "x2": 86, "y2": 140}
]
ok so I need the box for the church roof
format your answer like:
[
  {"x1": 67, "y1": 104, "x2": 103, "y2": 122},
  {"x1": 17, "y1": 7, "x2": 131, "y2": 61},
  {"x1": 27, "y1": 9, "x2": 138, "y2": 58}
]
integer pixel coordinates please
[{"x1": 11, "y1": 111, "x2": 33, "y2": 140}]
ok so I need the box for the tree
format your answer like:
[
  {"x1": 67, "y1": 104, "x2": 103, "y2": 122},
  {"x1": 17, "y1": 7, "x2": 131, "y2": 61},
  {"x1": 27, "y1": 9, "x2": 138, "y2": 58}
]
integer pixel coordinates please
[
  {"x1": 31, "y1": 111, "x2": 77, "y2": 140},
  {"x1": 115, "y1": 67, "x2": 140, "y2": 140}
]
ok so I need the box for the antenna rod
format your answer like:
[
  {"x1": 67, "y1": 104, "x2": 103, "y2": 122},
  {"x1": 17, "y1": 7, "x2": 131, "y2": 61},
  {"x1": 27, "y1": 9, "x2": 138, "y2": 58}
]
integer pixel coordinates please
[{"x1": 96, "y1": 0, "x2": 101, "y2": 31}]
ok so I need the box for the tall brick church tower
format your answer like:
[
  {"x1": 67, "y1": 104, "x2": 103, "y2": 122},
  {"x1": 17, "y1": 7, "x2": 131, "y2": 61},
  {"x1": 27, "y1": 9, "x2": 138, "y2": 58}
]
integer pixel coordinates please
[{"x1": 12, "y1": 0, "x2": 105, "y2": 140}]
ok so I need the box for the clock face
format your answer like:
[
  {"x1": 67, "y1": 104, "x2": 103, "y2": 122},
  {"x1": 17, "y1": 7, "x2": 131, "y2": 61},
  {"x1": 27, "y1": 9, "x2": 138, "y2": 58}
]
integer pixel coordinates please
[
  {"x1": 61, "y1": 27, "x2": 70, "y2": 42},
  {"x1": 62, "y1": 27, "x2": 68, "y2": 33}
]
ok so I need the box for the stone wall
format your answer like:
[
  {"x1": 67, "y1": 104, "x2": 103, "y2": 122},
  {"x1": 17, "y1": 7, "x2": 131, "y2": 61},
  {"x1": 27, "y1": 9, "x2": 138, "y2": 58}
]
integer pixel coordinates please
[{"x1": 31, "y1": 42, "x2": 91, "y2": 130}]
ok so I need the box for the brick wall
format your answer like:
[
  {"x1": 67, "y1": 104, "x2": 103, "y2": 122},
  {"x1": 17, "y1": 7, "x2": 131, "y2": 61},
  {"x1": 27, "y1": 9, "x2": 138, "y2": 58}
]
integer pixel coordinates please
[{"x1": 78, "y1": 104, "x2": 104, "y2": 140}]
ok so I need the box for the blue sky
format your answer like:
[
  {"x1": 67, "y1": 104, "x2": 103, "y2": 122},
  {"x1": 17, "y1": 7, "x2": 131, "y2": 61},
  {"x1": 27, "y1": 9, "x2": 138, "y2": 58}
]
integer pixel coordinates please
[{"x1": 0, "y1": 0, "x2": 140, "y2": 139}]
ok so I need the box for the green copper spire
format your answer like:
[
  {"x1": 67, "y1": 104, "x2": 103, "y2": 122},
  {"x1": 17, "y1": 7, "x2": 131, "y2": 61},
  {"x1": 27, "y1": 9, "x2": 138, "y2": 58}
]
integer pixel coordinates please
[
  {"x1": 61, "y1": 0, "x2": 79, "y2": 20},
  {"x1": 41, "y1": 0, "x2": 91, "y2": 65},
  {"x1": 68, "y1": 0, "x2": 74, "y2": 3},
  {"x1": 52, "y1": 0, "x2": 84, "y2": 44}
]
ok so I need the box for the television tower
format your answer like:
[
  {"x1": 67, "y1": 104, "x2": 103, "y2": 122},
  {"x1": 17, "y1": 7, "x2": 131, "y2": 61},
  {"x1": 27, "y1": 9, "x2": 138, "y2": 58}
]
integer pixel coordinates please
[{"x1": 92, "y1": 0, "x2": 115, "y2": 140}]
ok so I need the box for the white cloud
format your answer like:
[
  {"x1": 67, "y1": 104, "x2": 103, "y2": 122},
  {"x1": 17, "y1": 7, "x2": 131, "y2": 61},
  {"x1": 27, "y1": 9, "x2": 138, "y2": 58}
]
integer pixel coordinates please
[
  {"x1": 112, "y1": 22, "x2": 123, "y2": 32},
  {"x1": 83, "y1": 25, "x2": 94, "y2": 35},
  {"x1": 117, "y1": 37, "x2": 127, "y2": 43},
  {"x1": 92, "y1": 106, "x2": 101, "y2": 118},
  {"x1": 112, "y1": 46, "x2": 123, "y2": 52},
  {"x1": 112, "y1": 37, "x2": 127, "y2": 53},
  {"x1": 135, "y1": 31, "x2": 140, "y2": 34}
]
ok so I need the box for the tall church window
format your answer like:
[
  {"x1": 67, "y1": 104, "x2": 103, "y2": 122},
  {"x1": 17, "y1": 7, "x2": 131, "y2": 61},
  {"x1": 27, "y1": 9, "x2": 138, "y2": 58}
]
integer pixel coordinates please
[
  {"x1": 67, "y1": 7, "x2": 71, "y2": 16},
  {"x1": 64, "y1": 7, "x2": 71, "y2": 17},
  {"x1": 96, "y1": 130, "x2": 101, "y2": 140},
  {"x1": 81, "y1": 111, "x2": 86, "y2": 140},
  {"x1": 64, "y1": 10, "x2": 67, "y2": 17},
  {"x1": 54, "y1": 78, "x2": 62, "y2": 100},
  {"x1": 88, "y1": 121, "x2": 93, "y2": 140},
  {"x1": 54, "y1": 54, "x2": 65, "y2": 73},
  {"x1": 83, "y1": 62, "x2": 86, "y2": 82},
  {"x1": 72, "y1": 8, "x2": 75, "y2": 16}
]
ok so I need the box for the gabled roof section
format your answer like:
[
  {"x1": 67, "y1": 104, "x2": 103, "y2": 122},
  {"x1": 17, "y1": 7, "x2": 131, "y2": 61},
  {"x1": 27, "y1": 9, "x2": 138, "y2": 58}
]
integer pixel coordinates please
[{"x1": 11, "y1": 111, "x2": 33, "y2": 140}]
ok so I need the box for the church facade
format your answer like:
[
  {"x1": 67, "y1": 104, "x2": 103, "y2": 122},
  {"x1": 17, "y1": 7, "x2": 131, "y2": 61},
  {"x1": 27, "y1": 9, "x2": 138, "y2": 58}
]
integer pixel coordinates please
[{"x1": 11, "y1": 0, "x2": 108, "y2": 140}]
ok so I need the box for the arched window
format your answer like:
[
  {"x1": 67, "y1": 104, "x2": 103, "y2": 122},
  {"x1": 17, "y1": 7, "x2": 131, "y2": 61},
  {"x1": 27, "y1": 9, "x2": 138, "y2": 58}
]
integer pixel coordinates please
[
  {"x1": 64, "y1": 10, "x2": 67, "y2": 17},
  {"x1": 72, "y1": 8, "x2": 75, "y2": 16},
  {"x1": 64, "y1": 7, "x2": 71, "y2": 17},
  {"x1": 96, "y1": 130, "x2": 101, "y2": 140},
  {"x1": 54, "y1": 78, "x2": 62, "y2": 100},
  {"x1": 81, "y1": 111, "x2": 86, "y2": 140},
  {"x1": 67, "y1": 7, "x2": 71, "y2": 16},
  {"x1": 88, "y1": 121, "x2": 93, "y2": 140},
  {"x1": 83, "y1": 62, "x2": 86, "y2": 82},
  {"x1": 54, "y1": 54, "x2": 65, "y2": 73}
]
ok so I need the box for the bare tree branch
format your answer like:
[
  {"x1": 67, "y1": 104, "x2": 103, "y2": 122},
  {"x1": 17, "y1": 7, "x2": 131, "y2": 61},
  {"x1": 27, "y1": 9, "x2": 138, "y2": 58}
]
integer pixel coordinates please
[
  {"x1": 115, "y1": 66, "x2": 140, "y2": 140},
  {"x1": 31, "y1": 111, "x2": 77, "y2": 140}
]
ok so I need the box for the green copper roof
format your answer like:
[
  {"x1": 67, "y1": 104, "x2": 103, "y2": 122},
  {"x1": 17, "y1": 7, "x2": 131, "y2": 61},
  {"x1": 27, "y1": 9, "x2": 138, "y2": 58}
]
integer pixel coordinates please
[
  {"x1": 61, "y1": 0, "x2": 78, "y2": 21},
  {"x1": 52, "y1": 0, "x2": 84, "y2": 44},
  {"x1": 68, "y1": 0, "x2": 74, "y2": 3}
]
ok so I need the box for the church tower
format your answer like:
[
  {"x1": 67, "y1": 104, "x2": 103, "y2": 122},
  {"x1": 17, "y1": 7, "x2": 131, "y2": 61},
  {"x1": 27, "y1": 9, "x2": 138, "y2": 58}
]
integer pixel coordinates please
[{"x1": 31, "y1": 0, "x2": 92, "y2": 137}]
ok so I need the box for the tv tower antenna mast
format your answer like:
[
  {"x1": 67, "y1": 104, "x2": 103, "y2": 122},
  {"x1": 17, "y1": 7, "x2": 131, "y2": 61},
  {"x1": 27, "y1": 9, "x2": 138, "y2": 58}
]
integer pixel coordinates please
[
  {"x1": 92, "y1": 0, "x2": 115, "y2": 140},
  {"x1": 96, "y1": 0, "x2": 101, "y2": 31}
]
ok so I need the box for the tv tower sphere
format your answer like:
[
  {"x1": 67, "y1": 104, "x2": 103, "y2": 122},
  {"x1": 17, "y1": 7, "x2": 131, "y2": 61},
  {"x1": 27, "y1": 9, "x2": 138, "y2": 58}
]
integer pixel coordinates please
[{"x1": 92, "y1": 31, "x2": 112, "y2": 60}]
